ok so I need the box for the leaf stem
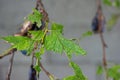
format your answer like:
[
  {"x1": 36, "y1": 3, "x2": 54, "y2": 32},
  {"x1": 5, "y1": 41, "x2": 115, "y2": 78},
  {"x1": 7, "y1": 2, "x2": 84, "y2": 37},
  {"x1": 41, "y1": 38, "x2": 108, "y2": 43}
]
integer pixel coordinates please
[
  {"x1": 6, "y1": 51, "x2": 15, "y2": 80},
  {"x1": 39, "y1": 61, "x2": 55, "y2": 80}
]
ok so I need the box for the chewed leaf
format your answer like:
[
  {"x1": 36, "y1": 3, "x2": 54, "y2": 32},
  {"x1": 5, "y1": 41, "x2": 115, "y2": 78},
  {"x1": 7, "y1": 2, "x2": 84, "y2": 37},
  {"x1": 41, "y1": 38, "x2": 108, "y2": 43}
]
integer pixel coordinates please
[
  {"x1": 26, "y1": 9, "x2": 43, "y2": 27},
  {"x1": 29, "y1": 31, "x2": 44, "y2": 40},
  {"x1": 45, "y1": 30, "x2": 86, "y2": 56},
  {"x1": 45, "y1": 23, "x2": 86, "y2": 56}
]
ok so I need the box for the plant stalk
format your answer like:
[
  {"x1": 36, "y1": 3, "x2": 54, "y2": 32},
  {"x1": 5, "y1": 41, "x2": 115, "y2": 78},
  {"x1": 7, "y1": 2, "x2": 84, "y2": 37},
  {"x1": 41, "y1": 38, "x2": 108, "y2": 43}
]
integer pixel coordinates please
[
  {"x1": 97, "y1": 0, "x2": 108, "y2": 79},
  {"x1": 6, "y1": 52, "x2": 15, "y2": 80},
  {"x1": 39, "y1": 61, "x2": 55, "y2": 80},
  {"x1": 0, "y1": 48, "x2": 17, "y2": 59},
  {"x1": 99, "y1": 32, "x2": 108, "y2": 80}
]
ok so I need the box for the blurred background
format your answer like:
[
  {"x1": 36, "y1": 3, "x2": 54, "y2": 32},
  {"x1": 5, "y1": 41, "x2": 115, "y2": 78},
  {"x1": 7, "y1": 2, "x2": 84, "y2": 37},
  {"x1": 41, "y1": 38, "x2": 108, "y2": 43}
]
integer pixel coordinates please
[{"x1": 0, "y1": 0, "x2": 120, "y2": 80}]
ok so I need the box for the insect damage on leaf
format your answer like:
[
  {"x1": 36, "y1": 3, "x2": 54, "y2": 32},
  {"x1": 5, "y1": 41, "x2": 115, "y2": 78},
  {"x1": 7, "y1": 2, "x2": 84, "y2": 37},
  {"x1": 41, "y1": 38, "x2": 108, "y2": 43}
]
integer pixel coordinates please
[
  {"x1": 26, "y1": 9, "x2": 43, "y2": 27},
  {"x1": 44, "y1": 23, "x2": 86, "y2": 56}
]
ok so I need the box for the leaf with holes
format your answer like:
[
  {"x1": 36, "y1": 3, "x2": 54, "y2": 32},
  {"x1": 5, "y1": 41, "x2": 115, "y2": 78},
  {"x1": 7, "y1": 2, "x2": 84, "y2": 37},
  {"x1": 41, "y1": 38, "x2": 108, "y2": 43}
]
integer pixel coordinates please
[
  {"x1": 26, "y1": 9, "x2": 43, "y2": 27},
  {"x1": 29, "y1": 30, "x2": 44, "y2": 41},
  {"x1": 45, "y1": 31, "x2": 86, "y2": 57}
]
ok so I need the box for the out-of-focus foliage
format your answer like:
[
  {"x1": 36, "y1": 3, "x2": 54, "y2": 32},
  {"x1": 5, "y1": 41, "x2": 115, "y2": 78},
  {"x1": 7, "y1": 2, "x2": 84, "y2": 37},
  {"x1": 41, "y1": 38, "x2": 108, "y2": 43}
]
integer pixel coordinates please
[
  {"x1": 103, "y1": 0, "x2": 120, "y2": 8},
  {"x1": 103, "y1": 0, "x2": 120, "y2": 31},
  {"x1": 107, "y1": 14, "x2": 120, "y2": 31},
  {"x1": 97, "y1": 65, "x2": 120, "y2": 80},
  {"x1": 63, "y1": 61, "x2": 87, "y2": 80},
  {"x1": 107, "y1": 65, "x2": 120, "y2": 80},
  {"x1": 96, "y1": 65, "x2": 103, "y2": 75},
  {"x1": 80, "y1": 31, "x2": 93, "y2": 39}
]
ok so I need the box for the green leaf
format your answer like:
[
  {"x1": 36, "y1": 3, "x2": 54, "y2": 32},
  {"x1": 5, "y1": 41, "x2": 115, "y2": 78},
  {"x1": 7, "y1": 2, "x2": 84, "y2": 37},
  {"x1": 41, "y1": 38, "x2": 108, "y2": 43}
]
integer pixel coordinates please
[
  {"x1": 35, "y1": 47, "x2": 45, "y2": 59},
  {"x1": 107, "y1": 14, "x2": 120, "y2": 31},
  {"x1": 29, "y1": 31, "x2": 44, "y2": 41},
  {"x1": 27, "y1": 30, "x2": 45, "y2": 55},
  {"x1": 34, "y1": 59, "x2": 41, "y2": 74},
  {"x1": 27, "y1": 31, "x2": 45, "y2": 55},
  {"x1": 103, "y1": 0, "x2": 112, "y2": 6},
  {"x1": 45, "y1": 30, "x2": 86, "y2": 56},
  {"x1": 63, "y1": 62, "x2": 87, "y2": 80},
  {"x1": 103, "y1": 0, "x2": 120, "y2": 8},
  {"x1": 51, "y1": 23, "x2": 64, "y2": 33},
  {"x1": 35, "y1": 52, "x2": 41, "y2": 59},
  {"x1": 107, "y1": 65, "x2": 120, "y2": 79},
  {"x1": 96, "y1": 66, "x2": 103, "y2": 75},
  {"x1": 70, "y1": 61, "x2": 86, "y2": 79},
  {"x1": 2, "y1": 36, "x2": 35, "y2": 55},
  {"x1": 80, "y1": 31, "x2": 93, "y2": 39},
  {"x1": 112, "y1": 0, "x2": 120, "y2": 7},
  {"x1": 26, "y1": 9, "x2": 43, "y2": 27},
  {"x1": 34, "y1": 65, "x2": 41, "y2": 73},
  {"x1": 40, "y1": 46, "x2": 45, "y2": 55},
  {"x1": 2, "y1": 36, "x2": 31, "y2": 50},
  {"x1": 63, "y1": 75, "x2": 78, "y2": 80}
]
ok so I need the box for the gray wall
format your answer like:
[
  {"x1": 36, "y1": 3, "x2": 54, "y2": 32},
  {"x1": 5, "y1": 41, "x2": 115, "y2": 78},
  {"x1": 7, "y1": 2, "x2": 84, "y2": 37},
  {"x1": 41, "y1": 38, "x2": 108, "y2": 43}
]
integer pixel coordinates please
[{"x1": 0, "y1": 0, "x2": 120, "y2": 80}]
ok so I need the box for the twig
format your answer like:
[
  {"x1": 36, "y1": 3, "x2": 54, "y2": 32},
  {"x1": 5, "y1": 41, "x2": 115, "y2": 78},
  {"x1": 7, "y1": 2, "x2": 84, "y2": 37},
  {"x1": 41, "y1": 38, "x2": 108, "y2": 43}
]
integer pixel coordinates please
[
  {"x1": 0, "y1": 48, "x2": 17, "y2": 59},
  {"x1": 97, "y1": 0, "x2": 108, "y2": 80},
  {"x1": 39, "y1": 61, "x2": 55, "y2": 79},
  {"x1": 6, "y1": 51, "x2": 15, "y2": 80},
  {"x1": 99, "y1": 32, "x2": 108, "y2": 80},
  {"x1": 31, "y1": 51, "x2": 35, "y2": 66},
  {"x1": 36, "y1": 0, "x2": 49, "y2": 22}
]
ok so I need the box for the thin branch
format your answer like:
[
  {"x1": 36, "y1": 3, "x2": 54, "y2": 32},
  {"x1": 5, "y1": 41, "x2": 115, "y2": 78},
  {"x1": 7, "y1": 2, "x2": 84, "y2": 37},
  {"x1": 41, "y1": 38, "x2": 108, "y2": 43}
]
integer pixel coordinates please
[
  {"x1": 36, "y1": 0, "x2": 49, "y2": 22},
  {"x1": 35, "y1": 1, "x2": 55, "y2": 79},
  {"x1": 99, "y1": 32, "x2": 108, "y2": 80},
  {"x1": 31, "y1": 53, "x2": 35, "y2": 65},
  {"x1": 97, "y1": 0, "x2": 108, "y2": 80},
  {"x1": 99, "y1": 33, "x2": 107, "y2": 66},
  {"x1": 39, "y1": 61, "x2": 55, "y2": 79},
  {"x1": 0, "y1": 48, "x2": 17, "y2": 59},
  {"x1": 6, "y1": 51, "x2": 15, "y2": 80}
]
